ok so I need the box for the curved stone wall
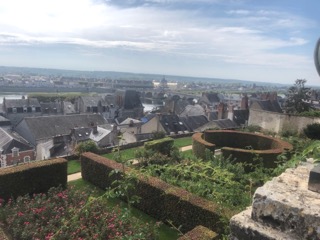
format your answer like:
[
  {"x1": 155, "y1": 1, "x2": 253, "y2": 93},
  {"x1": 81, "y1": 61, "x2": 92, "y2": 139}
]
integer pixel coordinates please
[{"x1": 192, "y1": 130, "x2": 293, "y2": 168}]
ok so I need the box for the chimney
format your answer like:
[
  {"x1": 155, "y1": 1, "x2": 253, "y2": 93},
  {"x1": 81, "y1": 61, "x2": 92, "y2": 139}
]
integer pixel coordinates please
[
  {"x1": 227, "y1": 104, "x2": 234, "y2": 121},
  {"x1": 217, "y1": 102, "x2": 224, "y2": 120},
  {"x1": 92, "y1": 125, "x2": 98, "y2": 134},
  {"x1": 240, "y1": 94, "x2": 249, "y2": 110}
]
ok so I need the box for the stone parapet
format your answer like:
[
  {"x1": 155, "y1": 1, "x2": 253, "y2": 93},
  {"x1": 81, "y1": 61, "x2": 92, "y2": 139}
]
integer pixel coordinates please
[{"x1": 230, "y1": 163, "x2": 320, "y2": 240}]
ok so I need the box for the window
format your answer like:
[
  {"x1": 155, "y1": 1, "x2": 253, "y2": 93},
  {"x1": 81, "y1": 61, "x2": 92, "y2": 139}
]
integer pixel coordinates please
[
  {"x1": 12, "y1": 147, "x2": 19, "y2": 157},
  {"x1": 24, "y1": 156, "x2": 30, "y2": 163},
  {"x1": 0, "y1": 158, "x2": 6, "y2": 168},
  {"x1": 23, "y1": 106, "x2": 28, "y2": 113},
  {"x1": 32, "y1": 106, "x2": 36, "y2": 112},
  {"x1": 12, "y1": 107, "x2": 17, "y2": 113}
]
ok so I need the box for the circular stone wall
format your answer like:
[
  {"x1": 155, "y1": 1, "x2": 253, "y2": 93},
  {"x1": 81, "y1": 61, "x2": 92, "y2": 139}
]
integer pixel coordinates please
[{"x1": 192, "y1": 130, "x2": 293, "y2": 168}]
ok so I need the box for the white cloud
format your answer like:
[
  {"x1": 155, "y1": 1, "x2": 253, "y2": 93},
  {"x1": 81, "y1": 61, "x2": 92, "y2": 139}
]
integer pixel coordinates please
[{"x1": 0, "y1": 0, "x2": 316, "y2": 82}]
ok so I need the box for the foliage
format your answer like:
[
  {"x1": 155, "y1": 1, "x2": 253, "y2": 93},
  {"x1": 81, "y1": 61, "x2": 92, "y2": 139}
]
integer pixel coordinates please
[
  {"x1": 0, "y1": 159, "x2": 67, "y2": 201},
  {"x1": 301, "y1": 140, "x2": 320, "y2": 162},
  {"x1": 28, "y1": 92, "x2": 91, "y2": 103},
  {"x1": 0, "y1": 186, "x2": 157, "y2": 240},
  {"x1": 75, "y1": 140, "x2": 98, "y2": 156},
  {"x1": 303, "y1": 123, "x2": 320, "y2": 140},
  {"x1": 144, "y1": 137, "x2": 174, "y2": 156},
  {"x1": 152, "y1": 131, "x2": 166, "y2": 140},
  {"x1": 283, "y1": 79, "x2": 312, "y2": 114},
  {"x1": 67, "y1": 160, "x2": 81, "y2": 175},
  {"x1": 242, "y1": 125, "x2": 262, "y2": 133},
  {"x1": 298, "y1": 110, "x2": 320, "y2": 117}
]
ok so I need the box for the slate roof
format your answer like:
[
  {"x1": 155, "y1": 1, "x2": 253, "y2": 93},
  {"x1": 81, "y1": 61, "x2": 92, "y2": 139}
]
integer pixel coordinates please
[
  {"x1": 208, "y1": 111, "x2": 218, "y2": 121},
  {"x1": 196, "y1": 119, "x2": 239, "y2": 131},
  {"x1": 120, "y1": 118, "x2": 142, "y2": 125},
  {"x1": 0, "y1": 128, "x2": 33, "y2": 154},
  {"x1": 141, "y1": 114, "x2": 156, "y2": 123},
  {"x1": 250, "y1": 100, "x2": 282, "y2": 113},
  {"x1": 160, "y1": 114, "x2": 189, "y2": 134},
  {"x1": 179, "y1": 104, "x2": 205, "y2": 117},
  {"x1": 73, "y1": 127, "x2": 92, "y2": 141},
  {"x1": 20, "y1": 114, "x2": 106, "y2": 140},
  {"x1": 63, "y1": 101, "x2": 76, "y2": 114},
  {"x1": 80, "y1": 96, "x2": 109, "y2": 107},
  {"x1": 124, "y1": 90, "x2": 143, "y2": 109},
  {"x1": 233, "y1": 109, "x2": 249, "y2": 125},
  {"x1": 4, "y1": 98, "x2": 40, "y2": 108},
  {"x1": 180, "y1": 115, "x2": 209, "y2": 132}
]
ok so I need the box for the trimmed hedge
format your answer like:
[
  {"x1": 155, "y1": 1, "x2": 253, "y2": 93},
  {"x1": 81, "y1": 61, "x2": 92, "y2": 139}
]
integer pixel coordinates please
[
  {"x1": 192, "y1": 133, "x2": 215, "y2": 160},
  {"x1": 0, "y1": 158, "x2": 67, "y2": 201},
  {"x1": 193, "y1": 130, "x2": 293, "y2": 168},
  {"x1": 178, "y1": 225, "x2": 218, "y2": 240},
  {"x1": 144, "y1": 137, "x2": 174, "y2": 155},
  {"x1": 81, "y1": 152, "x2": 224, "y2": 233}
]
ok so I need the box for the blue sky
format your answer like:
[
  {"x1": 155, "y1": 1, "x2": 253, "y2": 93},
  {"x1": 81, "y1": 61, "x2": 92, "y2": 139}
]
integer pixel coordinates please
[{"x1": 0, "y1": 0, "x2": 319, "y2": 85}]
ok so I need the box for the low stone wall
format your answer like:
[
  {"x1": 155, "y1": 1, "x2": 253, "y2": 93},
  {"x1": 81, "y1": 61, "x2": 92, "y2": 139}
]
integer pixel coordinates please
[
  {"x1": 230, "y1": 163, "x2": 320, "y2": 239},
  {"x1": 81, "y1": 152, "x2": 223, "y2": 234},
  {"x1": 192, "y1": 130, "x2": 292, "y2": 168}
]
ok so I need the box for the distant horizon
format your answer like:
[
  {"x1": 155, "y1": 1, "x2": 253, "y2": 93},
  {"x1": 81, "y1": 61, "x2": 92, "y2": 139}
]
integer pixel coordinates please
[
  {"x1": 0, "y1": 1, "x2": 319, "y2": 85},
  {"x1": 0, "y1": 64, "x2": 294, "y2": 87}
]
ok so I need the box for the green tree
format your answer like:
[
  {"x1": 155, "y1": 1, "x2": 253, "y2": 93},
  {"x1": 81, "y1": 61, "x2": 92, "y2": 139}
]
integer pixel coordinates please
[
  {"x1": 284, "y1": 79, "x2": 312, "y2": 114},
  {"x1": 74, "y1": 140, "x2": 98, "y2": 156}
]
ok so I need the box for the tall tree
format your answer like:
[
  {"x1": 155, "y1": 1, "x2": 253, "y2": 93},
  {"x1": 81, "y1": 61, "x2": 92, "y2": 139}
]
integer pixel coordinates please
[{"x1": 284, "y1": 79, "x2": 312, "y2": 114}]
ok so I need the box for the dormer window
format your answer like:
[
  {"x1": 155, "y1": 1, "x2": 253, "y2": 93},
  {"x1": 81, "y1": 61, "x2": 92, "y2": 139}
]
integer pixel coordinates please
[
  {"x1": 24, "y1": 156, "x2": 30, "y2": 163},
  {"x1": 32, "y1": 106, "x2": 36, "y2": 112},
  {"x1": 12, "y1": 147, "x2": 19, "y2": 157},
  {"x1": 23, "y1": 106, "x2": 28, "y2": 113},
  {"x1": 12, "y1": 107, "x2": 17, "y2": 113}
]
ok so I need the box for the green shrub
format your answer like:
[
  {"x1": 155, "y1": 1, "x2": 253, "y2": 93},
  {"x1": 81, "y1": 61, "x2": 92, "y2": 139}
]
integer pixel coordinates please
[
  {"x1": 244, "y1": 125, "x2": 261, "y2": 132},
  {"x1": 144, "y1": 137, "x2": 174, "y2": 156},
  {"x1": 75, "y1": 140, "x2": 98, "y2": 156},
  {"x1": 0, "y1": 158, "x2": 67, "y2": 201},
  {"x1": 303, "y1": 123, "x2": 320, "y2": 140},
  {"x1": 152, "y1": 131, "x2": 166, "y2": 139}
]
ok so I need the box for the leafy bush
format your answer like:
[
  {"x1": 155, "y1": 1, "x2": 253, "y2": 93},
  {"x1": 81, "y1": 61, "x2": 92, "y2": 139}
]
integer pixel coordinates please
[
  {"x1": 152, "y1": 131, "x2": 166, "y2": 140},
  {"x1": 243, "y1": 125, "x2": 261, "y2": 132},
  {"x1": 303, "y1": 123, "x2": 320, "y2": 140},
  {"x1": 75, "y1": 140, "x2": 99, "y2": 156},
  {"x1": 0, "y1": 186, "x2": 157, "y2": 240},
  {"x1": 298, "y1": 110, "x2": 320, "y2": 117},
  {"x1": 144, "y1": 137, "x2": 174, "y2": 156}
]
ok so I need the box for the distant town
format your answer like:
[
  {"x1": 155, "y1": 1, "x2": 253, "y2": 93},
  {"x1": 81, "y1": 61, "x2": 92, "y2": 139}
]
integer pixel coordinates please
[{"x1": 0, "y1": 65, "x2": 319, "y2": 168}]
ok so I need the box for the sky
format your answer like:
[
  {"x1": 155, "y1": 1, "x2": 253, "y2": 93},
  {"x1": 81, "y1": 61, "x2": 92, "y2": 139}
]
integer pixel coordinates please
[{"x1": 0, "y1": 0, "x2": 320, "y2": 85}]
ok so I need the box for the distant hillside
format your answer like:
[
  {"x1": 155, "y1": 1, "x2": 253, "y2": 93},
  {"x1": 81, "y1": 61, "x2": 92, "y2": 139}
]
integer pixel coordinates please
[{"x1": 0, "y1": 65, "x2": 286, "y2": 87}]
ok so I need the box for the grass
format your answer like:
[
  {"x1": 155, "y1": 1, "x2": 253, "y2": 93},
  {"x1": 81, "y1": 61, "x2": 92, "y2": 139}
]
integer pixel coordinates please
[
  {"x1": 102, "y1": 147, "x2": 142, "y2": 162},
  {"x1": 67, "y1": 159, "x2": 81, "y2": 175},
  {"x1": 173, "y1": 137, "x2": 192, "y2": 148}
]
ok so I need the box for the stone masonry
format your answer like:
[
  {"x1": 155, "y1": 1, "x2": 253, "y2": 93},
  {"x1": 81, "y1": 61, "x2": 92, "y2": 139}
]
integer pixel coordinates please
[{"x1": 230, "y1": 162, "x2": 320, "y2": 240}]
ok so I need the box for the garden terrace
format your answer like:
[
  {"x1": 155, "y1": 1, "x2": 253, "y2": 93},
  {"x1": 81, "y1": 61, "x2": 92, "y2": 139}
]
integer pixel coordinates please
[
  {"x1": 81, "y1": 152, "x2": 224, "y2": 234},
  {"x1": 192, "y1": 130, "x2": 293, "y2": 168}
]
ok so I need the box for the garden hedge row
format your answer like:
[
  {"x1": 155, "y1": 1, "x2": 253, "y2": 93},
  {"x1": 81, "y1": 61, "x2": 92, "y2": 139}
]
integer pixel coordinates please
[
  {"x1": 81, "y1": 152, "x2": 223, "y2": 234},
  {"x1": 193, "y1": 130, "x2": 292, "y2": 168},
  {"x1": 192, "y1": 132, "x2": 215, "y2": 160},
  {"x1": 0, "y1": 158, "x2": 67, "y2": 201}
]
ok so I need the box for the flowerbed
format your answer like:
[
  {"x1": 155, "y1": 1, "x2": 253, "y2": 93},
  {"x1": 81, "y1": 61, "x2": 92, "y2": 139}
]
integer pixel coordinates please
[{"x1": 0, "y1": 186, "x2": 157, "y2": 240}]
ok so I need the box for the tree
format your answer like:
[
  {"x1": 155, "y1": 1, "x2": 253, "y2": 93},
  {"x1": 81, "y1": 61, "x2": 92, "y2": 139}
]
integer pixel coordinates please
[
  {"x1": 74, "y1": 140, "x2": 98, "y2": 156},
  {"x1": 283, "y1": 79, "x2": 312, "y2": 114}
]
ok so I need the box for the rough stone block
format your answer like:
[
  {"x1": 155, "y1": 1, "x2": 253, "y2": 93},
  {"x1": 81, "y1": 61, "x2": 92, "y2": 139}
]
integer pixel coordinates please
[
  {"x1": 251, "y1": 164, "x2": 320, "y2": 240},
  {"x1": 229, "y1": 207, "x2": 297, "y2": 240}
]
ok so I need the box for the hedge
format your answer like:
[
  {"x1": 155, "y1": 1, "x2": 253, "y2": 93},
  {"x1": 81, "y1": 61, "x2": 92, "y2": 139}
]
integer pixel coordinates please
[
  {"x1": 81, "y1": 152, "x2": 224, "y2": 234},
  {"x1": 144, "y1": 137, "x2": 174, "y2": 155},
  {"x1": 192, "y1": 133, "x2": 215, "y2": 160},
  {"x1": 193, "y1": 130, "x2": 292, "y2": 168},
  {"x1": 0, "y1": 158, "x2": 67, "y2": 201}
]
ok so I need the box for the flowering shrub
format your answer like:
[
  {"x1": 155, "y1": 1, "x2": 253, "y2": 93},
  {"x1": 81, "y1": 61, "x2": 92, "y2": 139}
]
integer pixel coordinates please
[{"x1": 0, "y1": 186, "x2": 157, "y2": 240}]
